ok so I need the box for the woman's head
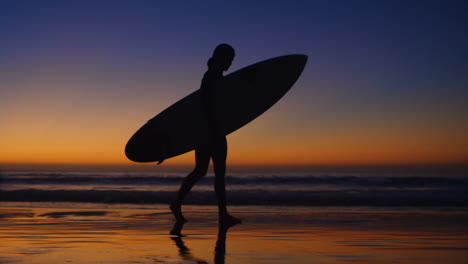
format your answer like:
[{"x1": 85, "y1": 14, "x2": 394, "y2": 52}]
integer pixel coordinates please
[{"x1": 208, "y1": 43, "x2": 235, "y2": 71}]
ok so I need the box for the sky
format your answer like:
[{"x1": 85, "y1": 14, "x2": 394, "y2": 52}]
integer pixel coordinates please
[{"x1": 1, "y1": 0, "x2": 467, "y2": 167}]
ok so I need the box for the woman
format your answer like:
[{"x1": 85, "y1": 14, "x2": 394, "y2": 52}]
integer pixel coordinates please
[{"x1": 170, "y1": 44, "x2": 241, "y2": 225}]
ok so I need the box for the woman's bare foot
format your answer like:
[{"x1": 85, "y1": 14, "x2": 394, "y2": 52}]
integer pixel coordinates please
[
  {"x1": 170, "y1": 221, "x2": 185, "y2": 236},
  {"x1": 219, "y1": 213, "x2": 241, "y2": 226},
  {"x1": 170, "y1": 202, "x2": 187, "y2": 223}
]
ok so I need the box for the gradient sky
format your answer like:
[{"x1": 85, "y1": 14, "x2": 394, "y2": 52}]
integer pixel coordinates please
[{"x1": 1, "y1": 0, "x2": 467, "y2": 166}]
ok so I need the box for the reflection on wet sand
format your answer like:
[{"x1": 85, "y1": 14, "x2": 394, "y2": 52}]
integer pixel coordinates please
[
  {"x1": 0, "y1": 204, "x2": 467, "y2": 264},
  {"x1": 170, "y1": 220, "x2": 238, "y2": 264},
  {"x1": 214, "y1": 221, "x2": 235, "y2": 264}
]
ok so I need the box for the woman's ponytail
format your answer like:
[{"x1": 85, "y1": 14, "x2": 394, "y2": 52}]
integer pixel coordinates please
[{"x1": 207, "y1": 57, "x2": 214, "y2": 68}]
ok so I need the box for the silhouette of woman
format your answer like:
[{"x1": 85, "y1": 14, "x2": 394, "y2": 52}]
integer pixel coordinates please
[{"x1": 170, "y1": 44, "x2": 241, "y2": 225}]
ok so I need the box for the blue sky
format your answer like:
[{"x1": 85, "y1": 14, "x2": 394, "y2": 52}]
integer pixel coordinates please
[{"x1": 1, "y1": 0, "x2": 467, "y2": 165}]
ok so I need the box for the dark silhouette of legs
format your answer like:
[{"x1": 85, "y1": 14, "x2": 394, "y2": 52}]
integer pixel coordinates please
[
  {"x1": 212, "y1": 135, "x2": 227, "y2": 215},
  {"x1": 171, "y1": 148, "x2": 210, "y2": 222},
  {"x1": 171, "y1": 135, "x2": 240, "y2": 224},
  {"x1": 212, "y1": 136, "x2": 241, "y2": 224}
]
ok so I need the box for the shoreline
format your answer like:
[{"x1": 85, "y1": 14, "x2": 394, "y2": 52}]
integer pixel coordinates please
[{"x1": 2, "y1": 188, "x2": 467, "y2": 206}]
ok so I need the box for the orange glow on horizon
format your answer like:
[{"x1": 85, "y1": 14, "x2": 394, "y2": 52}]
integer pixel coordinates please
[
  {"x1": 1, "y1": 66, "x2": 467, "y2": 168},
  {"x1": 1, "y1": 132, "x2": 467, "y2": 167}
]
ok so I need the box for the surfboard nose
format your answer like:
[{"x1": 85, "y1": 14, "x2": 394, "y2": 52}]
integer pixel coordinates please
[
  {"x1": 275, "y1": 54, "x2": 308, "y2": 85},
  {"x1": 288, "y1": 54, "x2": 308, "y2": 71}
]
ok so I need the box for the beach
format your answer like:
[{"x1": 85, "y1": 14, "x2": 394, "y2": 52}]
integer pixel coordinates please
[
  {"x1": 2, "y1": 1, "x2": 467, "y2": 263},
  {"x1": 1, "y1": 203, "x2": 467, "y2": 264}
]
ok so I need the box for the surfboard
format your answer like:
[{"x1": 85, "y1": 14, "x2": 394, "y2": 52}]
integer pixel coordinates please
[{"x1": 125, "y1": 54, "x2": 307, "y2": 163}]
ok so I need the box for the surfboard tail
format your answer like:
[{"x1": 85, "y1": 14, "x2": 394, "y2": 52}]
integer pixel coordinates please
[{"x1": 125, "y1": 130, "x2": 171, "y2": 163}]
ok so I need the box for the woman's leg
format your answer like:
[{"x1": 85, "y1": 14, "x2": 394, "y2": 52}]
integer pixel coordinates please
[
  {"x1": 212, "y1": 136, "x2": 241, "y2": 224},
  {"x1": 171, "y1": 147, "x2": 210, "y2": 222},
  {"x1": 212, "y1": 136, "x2": 227, "y2": 215}
]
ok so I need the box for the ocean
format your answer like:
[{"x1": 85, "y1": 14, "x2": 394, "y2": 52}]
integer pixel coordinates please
[
  {"x1": 1, "y1": 166, "x2": 468, "y2": 264},
  {"x1": 1, "y1": 166, "x2": 467, "y2": 207}
]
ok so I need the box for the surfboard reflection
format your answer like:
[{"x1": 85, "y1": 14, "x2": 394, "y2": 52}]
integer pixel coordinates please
[{"x1": 170, "y1": 221, "x2": 238, "y2": 264}]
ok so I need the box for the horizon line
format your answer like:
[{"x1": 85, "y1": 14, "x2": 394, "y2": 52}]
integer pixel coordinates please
[{"x1": 1, "y1": 162, "x2": 467, "y2": 172}]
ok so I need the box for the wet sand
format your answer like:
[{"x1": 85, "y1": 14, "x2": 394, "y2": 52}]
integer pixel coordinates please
[{"x1": 0, "y1": 203, "x2": 467, "y2": 264}]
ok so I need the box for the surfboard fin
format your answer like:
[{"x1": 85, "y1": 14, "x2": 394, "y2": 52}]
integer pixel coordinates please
[{"x1": 156, "y1": 159, "x2": 165, "y2": 165}]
